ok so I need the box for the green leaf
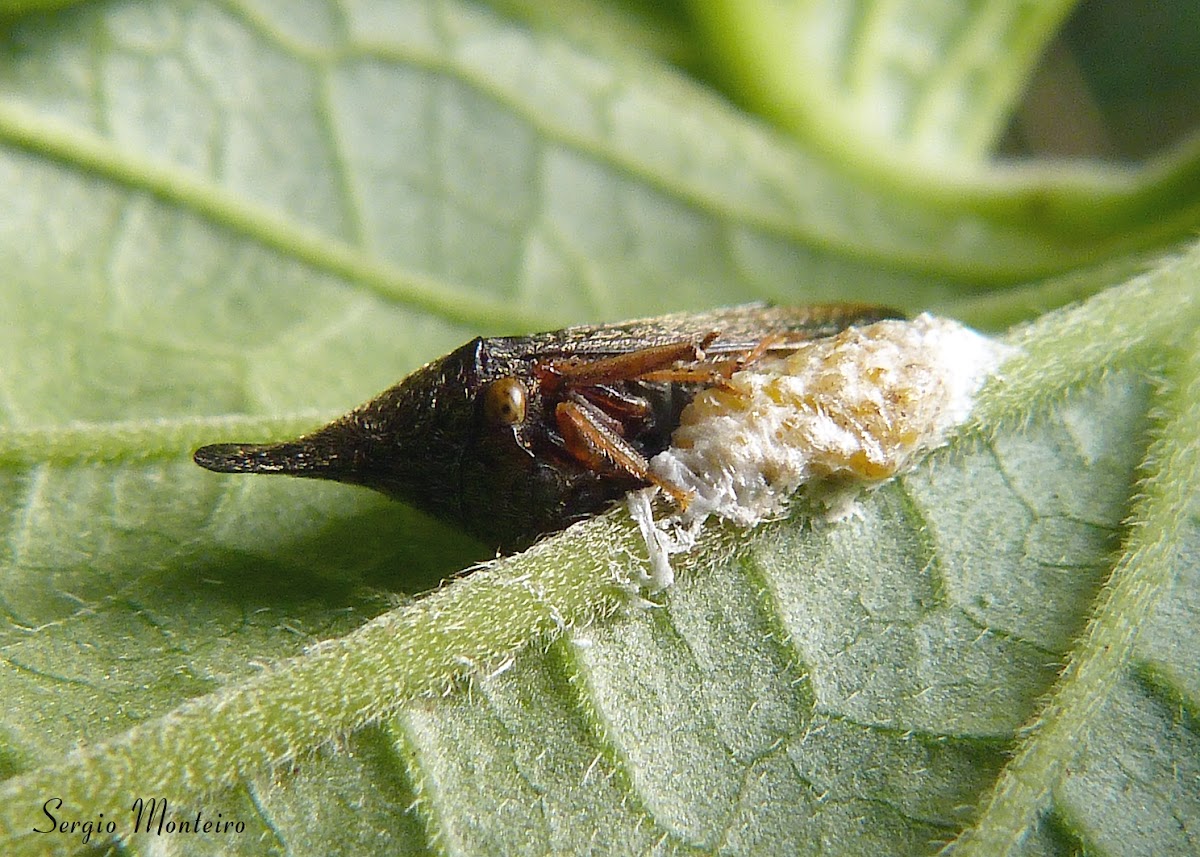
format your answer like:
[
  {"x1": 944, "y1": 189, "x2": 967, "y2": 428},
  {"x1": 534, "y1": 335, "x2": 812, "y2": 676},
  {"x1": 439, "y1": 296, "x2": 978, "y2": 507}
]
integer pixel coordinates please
[
  {"x1": 692, "y1": 0, "x2": 1078, "y2": 161},
  {"x1": 0, "y1": 1, "x2": 1197, "y2": 856},
  {"x1": 0, "y1": 0, "x2": 83, "y2": 18},
  {"x1": 690, "y1": 0, "x2": 1200, "y2": 236}
]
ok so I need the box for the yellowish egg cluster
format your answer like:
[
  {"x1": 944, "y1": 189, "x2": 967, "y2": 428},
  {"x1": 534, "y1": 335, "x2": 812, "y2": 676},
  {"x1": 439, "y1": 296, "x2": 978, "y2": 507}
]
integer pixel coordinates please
[{"x1": 629, "y1": 314, "x2": 1014, "y2": 591}]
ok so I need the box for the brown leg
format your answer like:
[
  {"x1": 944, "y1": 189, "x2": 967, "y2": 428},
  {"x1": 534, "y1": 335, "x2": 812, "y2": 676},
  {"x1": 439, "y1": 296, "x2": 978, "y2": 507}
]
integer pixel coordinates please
[
  {"x1": 735, "y1": 332, "x2": 789, "y2": 367},
  {"x1": 634, "y1": 365, "x2": 733, "y2": 384},
  {"x1": 565, "y1": 391, "x2": 627, "y2": 436},
  {"x1": 540, "y1": 334, "x2": 717, "y2": 388},
  {"x1": 636, "y1": 332, "x2": 791, "y2": 384},
  {"x1": 556, "y1": 399, "x2": 690, "y2": 505},
  {"x1": 571, "y1": 385, "x2": 651, "y2": 430}
]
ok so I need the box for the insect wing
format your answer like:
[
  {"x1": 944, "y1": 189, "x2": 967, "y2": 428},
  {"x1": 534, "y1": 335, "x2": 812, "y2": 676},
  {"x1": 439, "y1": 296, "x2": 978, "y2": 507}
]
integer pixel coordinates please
[{"x1": 489, "y1": 303, "x2": 901, "y2": 364}]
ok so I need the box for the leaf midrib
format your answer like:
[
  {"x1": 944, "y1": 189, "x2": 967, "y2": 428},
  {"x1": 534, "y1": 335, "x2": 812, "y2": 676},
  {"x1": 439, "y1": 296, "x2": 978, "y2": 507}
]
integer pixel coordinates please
[
  {"x1": 0, "y1": 100, "x2": 556, "y2": 333},
  {"x1": 951, "y1": 327, "x2": 1200, "y2": 855}
]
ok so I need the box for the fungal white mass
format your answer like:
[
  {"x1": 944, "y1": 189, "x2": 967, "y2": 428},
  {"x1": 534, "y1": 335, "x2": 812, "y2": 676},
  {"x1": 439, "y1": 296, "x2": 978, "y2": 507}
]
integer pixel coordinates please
[{"x1": 627, "y1": 313, "x2": 1015, "y2": 592}]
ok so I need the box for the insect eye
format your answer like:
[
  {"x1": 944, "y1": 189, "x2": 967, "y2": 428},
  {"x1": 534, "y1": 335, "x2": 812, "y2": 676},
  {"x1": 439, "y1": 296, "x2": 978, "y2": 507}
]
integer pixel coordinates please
[{"x1": 483, "y1": 377, "x2": 528, "y2": 426}]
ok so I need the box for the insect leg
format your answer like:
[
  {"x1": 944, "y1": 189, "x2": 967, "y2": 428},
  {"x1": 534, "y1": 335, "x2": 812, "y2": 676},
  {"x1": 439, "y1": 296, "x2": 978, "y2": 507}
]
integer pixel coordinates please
[
  {"x1": 732, "y1": 332, "x2": 789, "y2": 368},
  {"x1": 571, "y1": 385, "x2": 652, "y2": 431},
  {"x1": 556, "y1": 397, "x2": 690, "y2": 505},
  {"x1": 540, "y1": 334, "x2": 717, "y2": 389},
  {"x1": 633, "y1": 333, "x2": 788, "y2": 384},
  {"x1": 634, "y1": 365, "x2": 733, "y2": 383},
  {"x1": 637, "y1": 329, "x2": 824, "y2": 387}
]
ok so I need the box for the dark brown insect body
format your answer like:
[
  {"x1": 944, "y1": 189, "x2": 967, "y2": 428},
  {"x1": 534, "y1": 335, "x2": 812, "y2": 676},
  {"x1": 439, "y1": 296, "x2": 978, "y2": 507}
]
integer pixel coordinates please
[{"x1": 194, "y1": 304, "x2": 898, "y2": 551}]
